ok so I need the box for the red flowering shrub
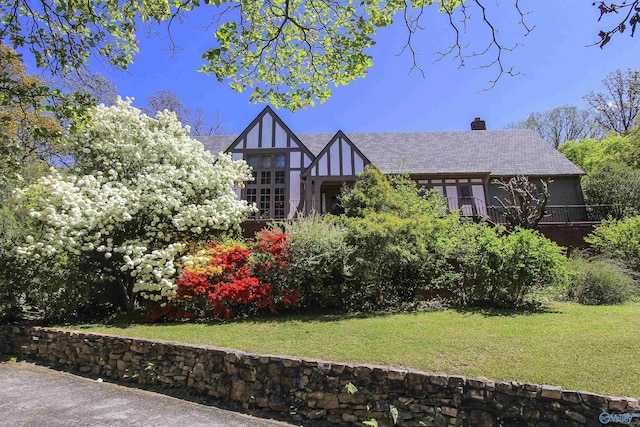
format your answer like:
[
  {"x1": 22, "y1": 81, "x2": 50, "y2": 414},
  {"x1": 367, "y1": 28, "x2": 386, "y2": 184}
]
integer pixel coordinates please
[
  {"x1": 144, "y1": 238, "x2": 298, "y2": 323},
  {"x1": 250, "y1": 227, "x2": 289, "y2": 287}
]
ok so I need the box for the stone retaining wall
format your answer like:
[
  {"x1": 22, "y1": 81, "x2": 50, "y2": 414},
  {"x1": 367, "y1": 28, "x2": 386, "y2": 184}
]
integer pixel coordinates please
[{"x1": 1, "y1": 325, "x2": 638, "y2": 427}]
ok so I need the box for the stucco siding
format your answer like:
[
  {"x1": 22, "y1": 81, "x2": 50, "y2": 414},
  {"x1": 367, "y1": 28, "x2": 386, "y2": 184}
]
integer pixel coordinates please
[{"x1": 487, "y1": 176, "x2": 585, "y2": 207}]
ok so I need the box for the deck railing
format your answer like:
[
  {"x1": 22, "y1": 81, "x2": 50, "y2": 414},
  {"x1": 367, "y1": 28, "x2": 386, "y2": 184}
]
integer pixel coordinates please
[
  {"x1": 486, "y1": 204, "x2": 623, "y2": 224},
  {"x1": 250, "y1": 198, "x2": 620, "y2": 224}
]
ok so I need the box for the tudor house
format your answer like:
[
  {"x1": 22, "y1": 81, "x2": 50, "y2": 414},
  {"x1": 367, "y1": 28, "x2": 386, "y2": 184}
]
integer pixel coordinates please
[{"x1": 197, "y1": 107, "x2": 586, "y2": 224}]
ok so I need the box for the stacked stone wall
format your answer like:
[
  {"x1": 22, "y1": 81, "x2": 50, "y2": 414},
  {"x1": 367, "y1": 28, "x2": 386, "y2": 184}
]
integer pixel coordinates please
[{"x1": 1, "y1": 326, "x2": 638, "y2": 426}]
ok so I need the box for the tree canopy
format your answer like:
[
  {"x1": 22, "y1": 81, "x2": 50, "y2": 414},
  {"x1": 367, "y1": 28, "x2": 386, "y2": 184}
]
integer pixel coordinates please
[
  {"x1": 584, "y1": 68, "x2": 640, "y2": 135},
  {"x1": 559, "y1": 124, "x2": 640, "y2": 216},
  {"x1": 0, "y1": 44, "x2": 65, "y2": 184},
  {"x1": 507, "y1": 105, "x2": 605, "y2": 148},
  {"x1": 143, "y1": 90, "x2": 228, "y2": 135},
  {"x1": 1, "y1": 1, "x2": 637, "y2": 111},
  {"x1": 559, "y1": 127, "x2": 640, "y2": 173}
]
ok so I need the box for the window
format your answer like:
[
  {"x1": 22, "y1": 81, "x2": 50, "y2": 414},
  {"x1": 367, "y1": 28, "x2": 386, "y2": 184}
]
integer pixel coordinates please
[
  {"x1": 459, "y1": 185, "x2": 472, "y2": 198},
  {"x1": 259, "y1": 188, "x2": 271, "y2": 218},
  {"x1": 274, "y1": 187, "x2": 286, "y2": 218},
  {"x1": 243, "y1": 153, "x2": 287, "y2": 219},
  {"x1": 246, "y1": 188, "x2": 257, "y2": 206},
  {"x1": 260, "y1": 171, "x2": 271, "y2": 185}
]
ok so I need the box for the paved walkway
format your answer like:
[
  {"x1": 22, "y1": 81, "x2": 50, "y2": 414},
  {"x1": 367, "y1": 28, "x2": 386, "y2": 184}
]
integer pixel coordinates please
[{"x1": 0, "y1": 362, "x2": 295, "y2": 427}]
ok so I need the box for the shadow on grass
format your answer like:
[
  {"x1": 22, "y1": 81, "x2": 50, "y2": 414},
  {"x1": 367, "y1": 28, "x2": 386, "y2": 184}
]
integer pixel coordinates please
[
  {"x1": 68, "y1": 299, "x2": 565, "y2": 330},
  {"x1": 451, "y1": 303, "x2": 563, "y2": 318},
  {"x1": 77, "y1": 309, "x2": 396, "y2": 329}
]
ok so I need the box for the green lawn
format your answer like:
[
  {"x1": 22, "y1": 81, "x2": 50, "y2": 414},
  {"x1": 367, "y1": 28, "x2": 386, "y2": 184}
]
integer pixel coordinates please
[{"x1": 72, "y1": 302, "x2": 640, "y2": 398}]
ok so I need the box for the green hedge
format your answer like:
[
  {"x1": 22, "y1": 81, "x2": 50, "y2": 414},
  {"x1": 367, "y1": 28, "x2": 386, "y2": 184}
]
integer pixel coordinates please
[
  {"x1": 586, "y1": 216, "x2": 640, "y2": 273},
  {"x1": 566, "y1": 257, "x2": 638, "y2": 305}
]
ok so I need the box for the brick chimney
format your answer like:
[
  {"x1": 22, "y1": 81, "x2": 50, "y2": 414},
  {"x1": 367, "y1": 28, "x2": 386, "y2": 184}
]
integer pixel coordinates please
[{"x1": 471, "y1": 117, "x2": 486, "y2": 131}]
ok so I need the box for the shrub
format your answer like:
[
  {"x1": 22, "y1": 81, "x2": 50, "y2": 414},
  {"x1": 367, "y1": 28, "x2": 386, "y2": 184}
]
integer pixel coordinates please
[
  {"x1": 581, "y1": 163, "x2": 640, "y2": 218},
  {"x1": 341, "y1": 166, "x2": 446, "y2": 219},
  {"x1": 280, "y1": 215, "x2": 352, "y2": 309},
  {"x1": 430, "y1": 222, "x2": 504, "y2": 306},
  {"x1": 566, "y1": 257, "x2": 638, "y2": 305},
  {"x1": 342, "y1": 212, "x2": 460, "y2": 311},
  {"x1": 144, "y1": 240, "x2": 298, "y2": 322},
  {"x1": 249, "y1": 227, "x2": 289, "y2": 290},
  {"x1": 339, "y1": 170, "x2": 568, "y2": 310},
  {"x1": 342, "y1": 212, "x2": 419, "y2": 310},
  {"x1": 432, "y1": 225, "x2": 568, "y2": 308},
  {"x1": 1, "y1": 193, "x2": 105, "y2": 322},
  {"x1": 586, "y1": 216, "x2": 640, "y2": 272},
  {"x1": 333, "y1": 169, "x2": 454, "y2": 311},
  {"x1": 12, "y1": 100, "x2": 254, "y2": 315},
  {"x1": 497, "y1": 228, "x2": 568, "y2": 306}
]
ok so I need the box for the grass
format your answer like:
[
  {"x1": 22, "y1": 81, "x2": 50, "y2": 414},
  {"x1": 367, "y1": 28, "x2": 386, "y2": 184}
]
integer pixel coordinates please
[{"x1": 69, "y1": 302, "x2": 640, "y2": 398}]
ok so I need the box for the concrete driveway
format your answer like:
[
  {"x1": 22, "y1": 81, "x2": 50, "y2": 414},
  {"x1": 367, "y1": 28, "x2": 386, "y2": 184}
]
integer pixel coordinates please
[{"x1": 0, "y1": 362, "x2": 295, "y2": 427}]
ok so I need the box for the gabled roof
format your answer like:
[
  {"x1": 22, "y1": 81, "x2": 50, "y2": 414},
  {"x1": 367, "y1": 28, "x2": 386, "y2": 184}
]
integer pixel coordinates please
[
  {"x1": 329, "y1": 129, "x2": 585, "y2": 176},
  {"x1": 195, "y1": 126, "x2": 584, "y2": 177},
  {"x1": 302, "y1": 131, "x2": 371, "y2": 178},
  {"x1": 296, "y1": 134, "x2": 336, "y2": 157}
]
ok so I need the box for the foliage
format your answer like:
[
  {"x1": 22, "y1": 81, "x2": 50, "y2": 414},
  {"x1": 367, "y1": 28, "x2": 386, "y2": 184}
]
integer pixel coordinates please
[
  {"x1": 0, "y1": 45, "x2": 103, "y2": 173},
  {"x1": 433, "y1": 225, "x2": 568, "y2": 308},
  {"x1": 558, "y1": 130, "x2": 640, "y2": 173},
  {"x1": 0, "y1": 1, "x2": 558, "y2": 111},
  {"x1": 492, "y1": 176, "x2": 551, "y2": 230},
  {"x1": 340, "y1": 170, "x2": 566, "y2": 310},
  {"x1": 199, "y1": 0, "x2": 538, "y2": 109},
  {"x1": 0, "y1": 0, "x2": 177, "y2": 74},
  {"x1": 584, "y1": 68, "x2": 640, "y2": 135},
  {"x1": 342, "y1": 212, "x2": 455, "y2": 311},
  {"x1": 249, "y1": 227, "x2": 289, "y2": 289},
  {"x1": 581, "y1": 163, "x2": 640, "y2": 218},
  {"x1": 12, "y1": 100, "x2": 254, "y2": 316},
  {"x1": 565, "y1": 256, "x2": 638, "y2": 305},
  {"x1": 145, "y1": 239, "x2": 298, "y2": 322},
  {"x1": 558, "y1": 127, "x2": 640, "y2": 216},
  {"x1": 2, "y1": 1, "x2": 637, "y2": 110},
  {"x1": 506, "y1": 105, "x2": 605, "y2": 148},
  {"x1": 341, "y1": 165, "x2": 446, "y2": 219},
  {"x1": 280, "y1": 215, "x2": 352, "y2": 309},
  {"x1": 586, "y1": 216, "x2": 640, "y2": 273},
  {"x1": 0, "y1": 44, "x2": 81, "y2": 319},
  {"x1": 1, "y1": 44, "x2": 66, "y2": 183}
]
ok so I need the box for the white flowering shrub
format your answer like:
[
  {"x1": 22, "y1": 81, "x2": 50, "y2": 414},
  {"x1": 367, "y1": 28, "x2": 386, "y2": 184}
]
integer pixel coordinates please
[{"x1": 13, "y1": 99, "x2": 254, "y2": 312}]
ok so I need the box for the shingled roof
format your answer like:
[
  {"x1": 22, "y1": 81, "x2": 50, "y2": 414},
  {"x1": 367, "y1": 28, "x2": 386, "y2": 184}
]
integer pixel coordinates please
[
  {"x1": 197, "y1": 135, "x2": 236, "y2": 155},
  {"x1": 195, "y1": 128, "x2": 583, "y2": 177}
]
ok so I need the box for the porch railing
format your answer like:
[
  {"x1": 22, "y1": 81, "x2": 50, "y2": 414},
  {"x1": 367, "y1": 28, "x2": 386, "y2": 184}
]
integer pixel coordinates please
[
  {"x1": 486, "y1": 204, "x2": 623, "y2": 225},
  {"x1": 253, "y1": 197, "x2": 620, "y2": 224},
  {"x1": 446, "y1": 197, "x2": 487, "y2": 218},
  {"x1": 444, "y1": 198, "x2": 620, "y2": 224}
]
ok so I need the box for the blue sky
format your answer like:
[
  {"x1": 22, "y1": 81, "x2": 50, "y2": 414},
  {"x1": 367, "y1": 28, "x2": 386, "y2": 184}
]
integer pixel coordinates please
[{"x1": 68, "y1": 2, "x2": 640, "y2": 135}]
